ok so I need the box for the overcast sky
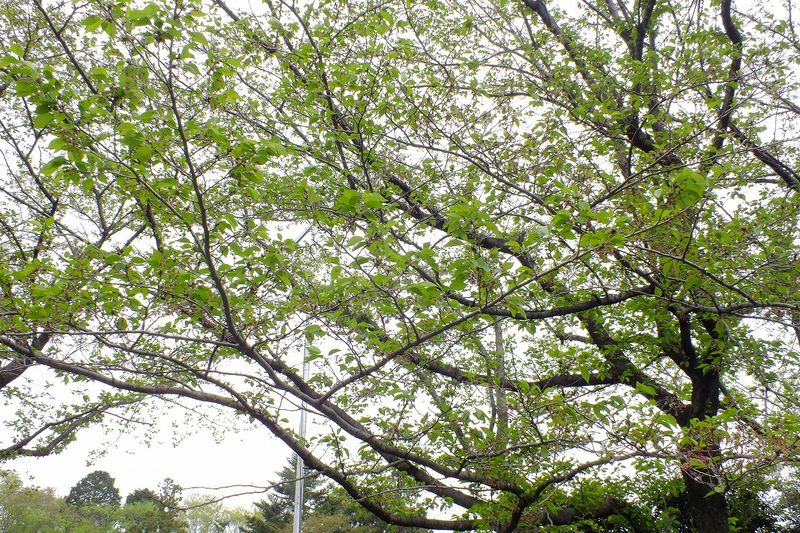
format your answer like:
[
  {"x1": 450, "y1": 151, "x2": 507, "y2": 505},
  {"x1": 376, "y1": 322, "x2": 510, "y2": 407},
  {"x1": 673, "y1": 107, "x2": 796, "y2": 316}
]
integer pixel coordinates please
[{"x1": 7, "y1": 406, "x2": 292, "y2": 508}]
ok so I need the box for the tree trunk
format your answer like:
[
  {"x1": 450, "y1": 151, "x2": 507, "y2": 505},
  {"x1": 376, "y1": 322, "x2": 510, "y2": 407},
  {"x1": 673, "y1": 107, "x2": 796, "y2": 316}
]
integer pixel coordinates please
[
  {"x1": 682, "y1": 366, "x2": 728, "y2": 532},
  {"x1": 683, "y1": 469, "x2": 729, "y2": 533}
]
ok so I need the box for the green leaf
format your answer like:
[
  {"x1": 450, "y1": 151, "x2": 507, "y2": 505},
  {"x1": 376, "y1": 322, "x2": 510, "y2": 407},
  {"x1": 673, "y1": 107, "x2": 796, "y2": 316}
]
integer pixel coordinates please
[
  {"x1": 188, "y1": 31, "x2": 209, "y2": 46},
  {"x1": 134, "y1": 144, "x2": 153, "y2": 163},
  {"x1": 363, "y1": 192, "x2": 385, "y2": 209},
  {"x1": 334, "y1": 189, "x2": 359, "y2": 213},
  {"x1": 673, "y1": 168, "x2": 707, "y2": 202},
  {"x1": 15, "y1": 78, "x2": 37, "y2": 97},
  {"x1": 83, "y1": 15, "x2": 104, "y2": 32},
  {"x1": 635, "y1": 382, "x2": 657, "y2": 397},
  {"x1": 304, "y1": 324, "x2": 325, "y2": 340},
  {"x1": 655, "y1": 414, "x2": 678, "y2": 428},
  {"x1": 41, "y1": 156, "x2": 69, "y2": 174},
  {"x1": 33, "y1": 112, "x2": 53, "y2": 129}
]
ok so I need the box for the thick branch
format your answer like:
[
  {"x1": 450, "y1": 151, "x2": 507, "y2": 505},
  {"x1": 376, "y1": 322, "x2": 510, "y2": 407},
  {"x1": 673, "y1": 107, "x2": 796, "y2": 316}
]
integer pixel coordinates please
[
  {"x1": 582, "y1": 314, "x2": 689, "y2": 423},
  {"x1": 408, "y1": 353, "x2": 618, "y2": 393},
  {"x1": 710, "y1": 0, "x2": 743, "y2": 156},
  {"x1": 0, "y1": 331, "x2": 50, "y2": 389},
  {"x1": 426, "y1": 275, "x2": 656, "y2": 320},
  {"x1": 0, "y1": 358, "x2": 31, "y2": 389},
  {"x1": 729, "y1": 123, "x2": 800, "y2": 190}
]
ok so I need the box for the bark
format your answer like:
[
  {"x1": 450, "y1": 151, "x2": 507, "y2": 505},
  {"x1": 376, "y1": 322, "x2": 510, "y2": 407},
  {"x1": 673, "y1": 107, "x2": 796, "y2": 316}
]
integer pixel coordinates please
[
  {"x1": 0, "y1": 358, "x2": 30, "y2": 388},
  {"x1": 682, "y1": 368, "x2": 729, "y2": 532},
  {"x1": 0, "y1": 331, "x2": 49, "y2": 389},
  {"x1": 493, "y1": 321, "x2": 509, "y2": 447},
  {"x1": 683, "y1": 471, "x2": 729, "y2": 533}
]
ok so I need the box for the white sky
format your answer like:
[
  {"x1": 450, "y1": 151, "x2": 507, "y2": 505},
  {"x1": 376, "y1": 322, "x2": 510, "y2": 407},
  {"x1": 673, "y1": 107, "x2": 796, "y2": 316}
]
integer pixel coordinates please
[{"x1": 6, "y1": 408, "x2": 291, "y2": 509}]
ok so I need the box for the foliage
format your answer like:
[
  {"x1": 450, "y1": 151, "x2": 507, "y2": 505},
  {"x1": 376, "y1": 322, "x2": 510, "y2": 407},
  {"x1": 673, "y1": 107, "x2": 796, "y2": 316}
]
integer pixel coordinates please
[
  {"x1": 122, "y1": 500, "x2": 169, "y2": 533},
  {"x1": 0, "y1": 470, "x2": 244, "y2": 533},
  {"x1": 122, "y1": 479, "x2": 188, "y2": 533},
  {"x1": 184, "y1": 495, "x2": 249, "y2": 533},
  {"x1": 0, "y1": 470, "x2": 108, "y2": 532},
  {"x1": 774, "y1": 471, "x2": 800, "y2": 532},
  {"x1": 1, "y1": 0, "x2": 800, "y2": 531},
  {"x1": 244, "y1": 459, "x2": 342, "y2": 533},
  {"x1": 245, "y1": 498, "x2": 288, "y2": 533},
  {"x1": 0, "y1": 471, "x2": 65, "y2": 533},
  {"x1": 127, "y1": 487, "x2": 159, "y2": 505},
  {"x1": 66, "y1": 471, "x2": 121, "y2": 507},
  {"x1": 606, "y1": 468, "x2": 800, "y2": 533}
]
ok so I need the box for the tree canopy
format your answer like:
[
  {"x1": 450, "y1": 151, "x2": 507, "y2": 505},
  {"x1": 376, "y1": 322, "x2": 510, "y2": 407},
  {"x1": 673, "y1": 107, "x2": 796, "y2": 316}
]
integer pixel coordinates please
[
  {"x1": 126, "y1": 488, "x2": 160, "y2": 506},
  {"x1": 2, "y1": 0, "x2": 800, "y2": 531},
  {"x1": 65, "y1": 471, "x2": 121, "y2": 507},
  {"x1": 123, "y1": 479, "x2": 188, "y2": 533}
]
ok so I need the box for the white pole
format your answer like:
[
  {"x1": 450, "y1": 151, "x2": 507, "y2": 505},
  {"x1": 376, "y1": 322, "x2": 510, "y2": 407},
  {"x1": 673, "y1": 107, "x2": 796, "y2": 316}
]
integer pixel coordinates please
[
  {"x1": 292, "y1": 338, "x2": 310, "y2": 533},
  {"x1": 292, "y1": 224, "x2": 312, "y2": 533}
]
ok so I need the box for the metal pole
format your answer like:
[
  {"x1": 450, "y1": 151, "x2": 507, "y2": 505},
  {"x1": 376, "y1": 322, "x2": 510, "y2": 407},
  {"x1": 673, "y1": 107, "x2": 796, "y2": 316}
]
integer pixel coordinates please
[
  {"x1": 292, "y1": 338, "x2": 310, "y2": 533},
  {"x1": 292, "y1": 224, "x2": 312, "y2": 533}
]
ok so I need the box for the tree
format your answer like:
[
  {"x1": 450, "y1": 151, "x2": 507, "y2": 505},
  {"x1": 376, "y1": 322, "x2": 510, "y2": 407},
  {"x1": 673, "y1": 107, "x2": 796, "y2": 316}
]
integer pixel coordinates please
[
  {"x1": 154, "y1": 478, "x2": 190, "y2": 533},
  {"x1": 184, "y1": 495, "x2": 248, "y2": 533},
  {"x1": 1, "y1": 0, "x2": 800, "y2": 531},
  {"x1": 1, "y1": 471, "x2": 194, "y2": 533},
  {"x1": 245, "y1": 459, "x2": 348, "y2": 533},
  {"x1": 0, "y1": 471, "x2": 64, "y2": 533},
  {"x1": 633, "y1": 468, "x2": 800, "y2": 533},
  {"x1": 123, "y1": 500, "x2": 168, "y2": 533},
  {"x1": 123, "y1": 480, "x2": 189, "y2": 533},
  {"x1": 127, "y1": 488, "x2": 160, "y2": 506},
  {"x1": 0, "y1": 470, "x2": 110, "y2": 533},
  {"x1": 66, "y1": 471, "x2": 121, "y2": 507}
]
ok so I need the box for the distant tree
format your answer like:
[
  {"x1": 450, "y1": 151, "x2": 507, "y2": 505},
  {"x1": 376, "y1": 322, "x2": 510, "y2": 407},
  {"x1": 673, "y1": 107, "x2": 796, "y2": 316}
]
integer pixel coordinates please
[
  {"x1": 0, "y1": 471, "x2": 63, "y2": 532},
  {"x1": 0, "y1": 470, "x2": 105, "y2": 532},
  {"x1": 244, "y1": 460, "x2": 306, "y2": 533},
  {"x1": 66, "y1": 470, "x2": 121, "y2": 507},
  {"x1": 127, "y1": 487, "x2": 159, "y2": 505},
  {"x1": 122, "y1": 500, "x2": 166, "y2": 533},
  {"x1": 122, "y1": 479, "x2": 188, "y2": 533},
  {"x1": 185, "y1": 495, "x2": 248, "y2": 533},
  {"x1": 155, "y1": 478, "x2": 189, "y2": 533},
  {"x1": 1, "y1": 471, "x2": 225, "y2": 533},
  {"x1": 157, "y1": 478, "x2": 184, "y2": 509},
  {"x1": 124, "y1": 486, "x2": 163, "y2": 533},
  {"x1": 245, "y1": 498, "x2": 288, "y2": 533}
]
